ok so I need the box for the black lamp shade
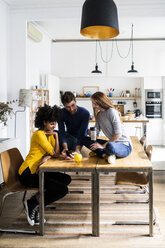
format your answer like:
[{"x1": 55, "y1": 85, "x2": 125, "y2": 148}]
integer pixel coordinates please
[
  {"x1": 80, "y1": 0, "x2": 119, "y2": 39},
  {"x1": 128, "y1": 64, "x2": 138, "y2": 73},
  {"x1": 91, "y1": 63, "x2": 102, "y2": 73}
]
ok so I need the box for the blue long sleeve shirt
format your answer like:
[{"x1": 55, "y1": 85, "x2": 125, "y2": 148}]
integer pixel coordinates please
[{"x1": 58, "y1": 106, "x2": 90, "y2": 146}]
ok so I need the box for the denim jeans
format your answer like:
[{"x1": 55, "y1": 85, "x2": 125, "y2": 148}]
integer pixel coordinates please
[
  {"x1": 83, "y1": 136, "x2": 132, "y2": 158},
  {"x1": 59, "y1": 133, "x2": 78, "y2": 151}
]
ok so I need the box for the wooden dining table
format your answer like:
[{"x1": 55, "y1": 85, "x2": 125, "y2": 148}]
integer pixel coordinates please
[{"x1": 39, "y1": 136, "x2": 153, "y2": 237}]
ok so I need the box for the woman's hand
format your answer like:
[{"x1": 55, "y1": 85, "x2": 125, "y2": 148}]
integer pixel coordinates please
[
  {"x1": 61, "y1": 149, "x2": 74, "y2": 160},
  {"x1": 88, "y1": 129, "x2": 91, "y2": 137},
  {"x1": 90, "y1": 142, "x2": 104, "y2": 150},
  {"x1": 42, "y1": 155, "x2": 52, "y2": 162},
  {"x1": 44, "y1": 131, "x2": 58, "y2": 137},
  {"x1": 36, "y1": 155, "x2": 52, "y2": 173}
]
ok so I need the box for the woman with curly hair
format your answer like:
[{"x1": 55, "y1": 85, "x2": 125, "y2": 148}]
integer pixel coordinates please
[
  {"x1": 18, "y1": 104, "x2": 71, "y2": 226},
  {"x1": 83, "y1": 92, "x2": 132, "y2": 163}
]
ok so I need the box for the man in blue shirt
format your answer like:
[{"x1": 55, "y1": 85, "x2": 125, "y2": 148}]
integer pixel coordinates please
[{"x1": 58, "y1": 91, "x2": 90, "y2": 159}]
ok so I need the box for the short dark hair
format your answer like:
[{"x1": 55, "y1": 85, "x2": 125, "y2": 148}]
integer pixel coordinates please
[
  {"x1": 61, "y1": 91, "x2": 76, "y2": 105},
  {"x1": 35, "y1": 104, "x2": 62, "y2": 130}
]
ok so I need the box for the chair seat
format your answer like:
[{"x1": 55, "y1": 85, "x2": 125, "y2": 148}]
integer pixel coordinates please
[
  {"x1": 8, "y1": 181, "x2": 38, "y2": 192},
  {"x1": 116, "y1": 172, "x2": 148, "y2": 186}
]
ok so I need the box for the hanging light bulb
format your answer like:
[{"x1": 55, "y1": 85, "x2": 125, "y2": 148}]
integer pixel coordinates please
[
  {"x1": 128, "y1": 24, "x2": 138, "y2": 74},
  {"x1": 91, "y1": 41, "x2": 102, "y2": 74},
  {"x1": 80, "y1": 0, "x2": 119, "y2": 40}
]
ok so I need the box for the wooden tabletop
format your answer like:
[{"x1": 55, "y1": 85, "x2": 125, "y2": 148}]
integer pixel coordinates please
[
  {"x1": 40, "y1": 136, "x2": 152, "y2": 173},
  {"x1": 39, "y1": 155, "x2": 98, "y2": 172},
  {"x1": 96, "y1": 136, "x2": 152, "y2": 171}
]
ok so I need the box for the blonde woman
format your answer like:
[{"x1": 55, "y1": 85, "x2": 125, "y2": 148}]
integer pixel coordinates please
[{"x1": 83, "y1": 92, "x2": 132, "y2": 163}]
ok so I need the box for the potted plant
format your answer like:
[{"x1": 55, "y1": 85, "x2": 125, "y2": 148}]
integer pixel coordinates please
[
  {"x1": 0, "y1": 102, "x2": 13, "y2": 126},
  {"x1": 59, "y1": 90, "x2": 63, "y2": 97},
  {"x1": 126, "y1": 90, "x2": 130, "y2": 97},
  {"x1": 133, "y1": 101, "x2": 137, "y2": 108}
]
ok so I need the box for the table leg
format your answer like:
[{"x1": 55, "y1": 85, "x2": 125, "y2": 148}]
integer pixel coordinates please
[
  {"x1": 149, "y1": 170, "x2": 153, "y2": 237},
  {"x1": 92, "y1": 171, "x2": 100, "y2": 236},
  {"x1": 39, "y1": 171, "x2": 45, "y2": 236},
  {"x1": 143, "y1": 122, "x2": 147, "y2": 136}
]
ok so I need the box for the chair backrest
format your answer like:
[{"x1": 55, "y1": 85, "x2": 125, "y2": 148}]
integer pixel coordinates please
[
  {"x1": 145, "y1": 145, "x2": 152, "y2": 161},
  {"x1": 1, "y1": 148, "x2": 24, "y2": 189},
  {"x1": 140, "y1": 135, "x2": 146, "y2": 148},
  {"x1": 116, "y1": 144, "x2": 153, "y2": 186}
]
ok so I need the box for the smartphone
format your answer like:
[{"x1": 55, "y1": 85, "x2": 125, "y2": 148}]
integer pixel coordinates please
[{"x1": 66, "y1": 150, "x2": 71, "y2": 157}]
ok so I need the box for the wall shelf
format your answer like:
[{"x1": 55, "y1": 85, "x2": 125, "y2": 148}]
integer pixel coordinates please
[
  {"x1": 30, "y1": 89, "x2": 49, "y2": 136},
  {"x1": 76, "y1": 96, "x2": 141, "y2": 100}
]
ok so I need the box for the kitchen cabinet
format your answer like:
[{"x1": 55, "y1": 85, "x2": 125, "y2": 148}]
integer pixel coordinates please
[{"x1": 30, "y1": 89, "x2": 49, "y2": 136}]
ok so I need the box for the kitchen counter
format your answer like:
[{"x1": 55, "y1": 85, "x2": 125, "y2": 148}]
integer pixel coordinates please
[
  {"x1": 121, "y1": 118, "x2": 149, "y2": 123},
  {"x1": 89, "y1": 117, "x2": 149, "y2": 137},
  {"x1": 90, "y1": 117, "x2": 149, "y2": 123}
]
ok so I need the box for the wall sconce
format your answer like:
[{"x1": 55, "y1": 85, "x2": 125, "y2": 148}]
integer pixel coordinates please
[
  {"x1": 14, "y1": 89, "x2": 32, "y2": 138},
  {"x1": 80, "y1": 0, "x2": 119, "y2": 39}
]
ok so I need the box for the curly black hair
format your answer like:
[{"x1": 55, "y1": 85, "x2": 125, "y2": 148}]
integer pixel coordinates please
[
  {"x1": 61, "y1": 91, "x2": 76, "y2": 105},
  {"x1": 35, "y1": 104, "x2": 62, "y2": 130}
]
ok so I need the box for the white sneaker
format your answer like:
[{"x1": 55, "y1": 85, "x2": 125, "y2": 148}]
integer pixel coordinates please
[{"x1": 107, "y1": 155, "x2": 116, "y2": 164}]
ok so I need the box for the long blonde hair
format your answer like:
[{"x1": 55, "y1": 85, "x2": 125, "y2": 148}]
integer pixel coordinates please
[{"x1": 91, "y1": 91, "x2": 114, "y2": 118}]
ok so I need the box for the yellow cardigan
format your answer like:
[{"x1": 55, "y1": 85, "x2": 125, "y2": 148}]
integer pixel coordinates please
[{"x1": 18, "y1": 130, "x2": 55, "y2": 175}]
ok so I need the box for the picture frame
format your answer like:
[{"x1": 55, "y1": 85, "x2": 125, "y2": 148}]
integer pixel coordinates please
[{"x1": 82, "y1": 86, "x2": 100, "y2": 97}]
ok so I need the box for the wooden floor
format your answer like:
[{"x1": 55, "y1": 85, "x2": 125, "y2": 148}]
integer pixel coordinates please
[{"x1": 0, "y1": 170, "x2": 165, "y2": 248}]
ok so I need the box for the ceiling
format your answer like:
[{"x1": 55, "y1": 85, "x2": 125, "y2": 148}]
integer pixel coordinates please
[{"x1": 3, "y1": 0, "x2": 165, "y2": 39}]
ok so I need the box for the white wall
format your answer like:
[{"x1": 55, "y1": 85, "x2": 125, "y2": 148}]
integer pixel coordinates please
[
  {"x1": 51, "y1": 41, "x2": 165, "y2": 145},
  {"x1": 26, "y1": 26, "x2": 52, "y2": 151},
  {"x1": 0, "y1": 1, "x2": 8, "y2": 102},
  {"x1": 27, "y1": 30, "x2": 51, "y2": 89},
  {"x1": 60, "y1": 76, "x2": 142, "y2": 115},
  {"x1": 7, "y1": 12, "x2": 27, "y2": 156},
  {"x1": 6, "y1": 5, "x2": 165, "y2": 155},
  {"x1": 7, "y1": 6, "x2": 81, "y2": 157},
  {"x1": 0, "y1": 1, "x2": 9, "y2": 137},
  {"x1": 59, "y1": 76, "x2": 141, "y2": 96},
  {"x1": 8, "y1": 10, "x2": 52, "y2": 157},
  {"x1": 51, "y1": 40, "x2": 165, "y2": 77}
]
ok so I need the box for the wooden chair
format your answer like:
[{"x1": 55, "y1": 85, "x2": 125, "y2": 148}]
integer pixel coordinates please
[
  {"x1": 115, "y1": 145, "x2": 152, "y2": 199},
  {"x1": 115, "y1": 145, "x2": 156, "y2": 225},
  {"x1": 115, "y1": 136, "x2": 148, "y2": 196},
  {"x1": 145, "y1": 145, "x2": 152, "y2": 161},
  {"x1": 0, "y1": 148, "x2": 37, "y2": 234},
  {"x1": 140, "y1": 135, "x2": 146, "y2": 150}
]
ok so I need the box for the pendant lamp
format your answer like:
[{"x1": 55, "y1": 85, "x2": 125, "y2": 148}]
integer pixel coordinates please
[
  {"x1": 128, "y1": 24, "x2": 138, "y2": 74},
  {"x1": 80, "y1": 0, "x2": 119, "y2": 39},
  {"x1": 91, "y1": 41, "x2": 102, "y2": 74}
]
